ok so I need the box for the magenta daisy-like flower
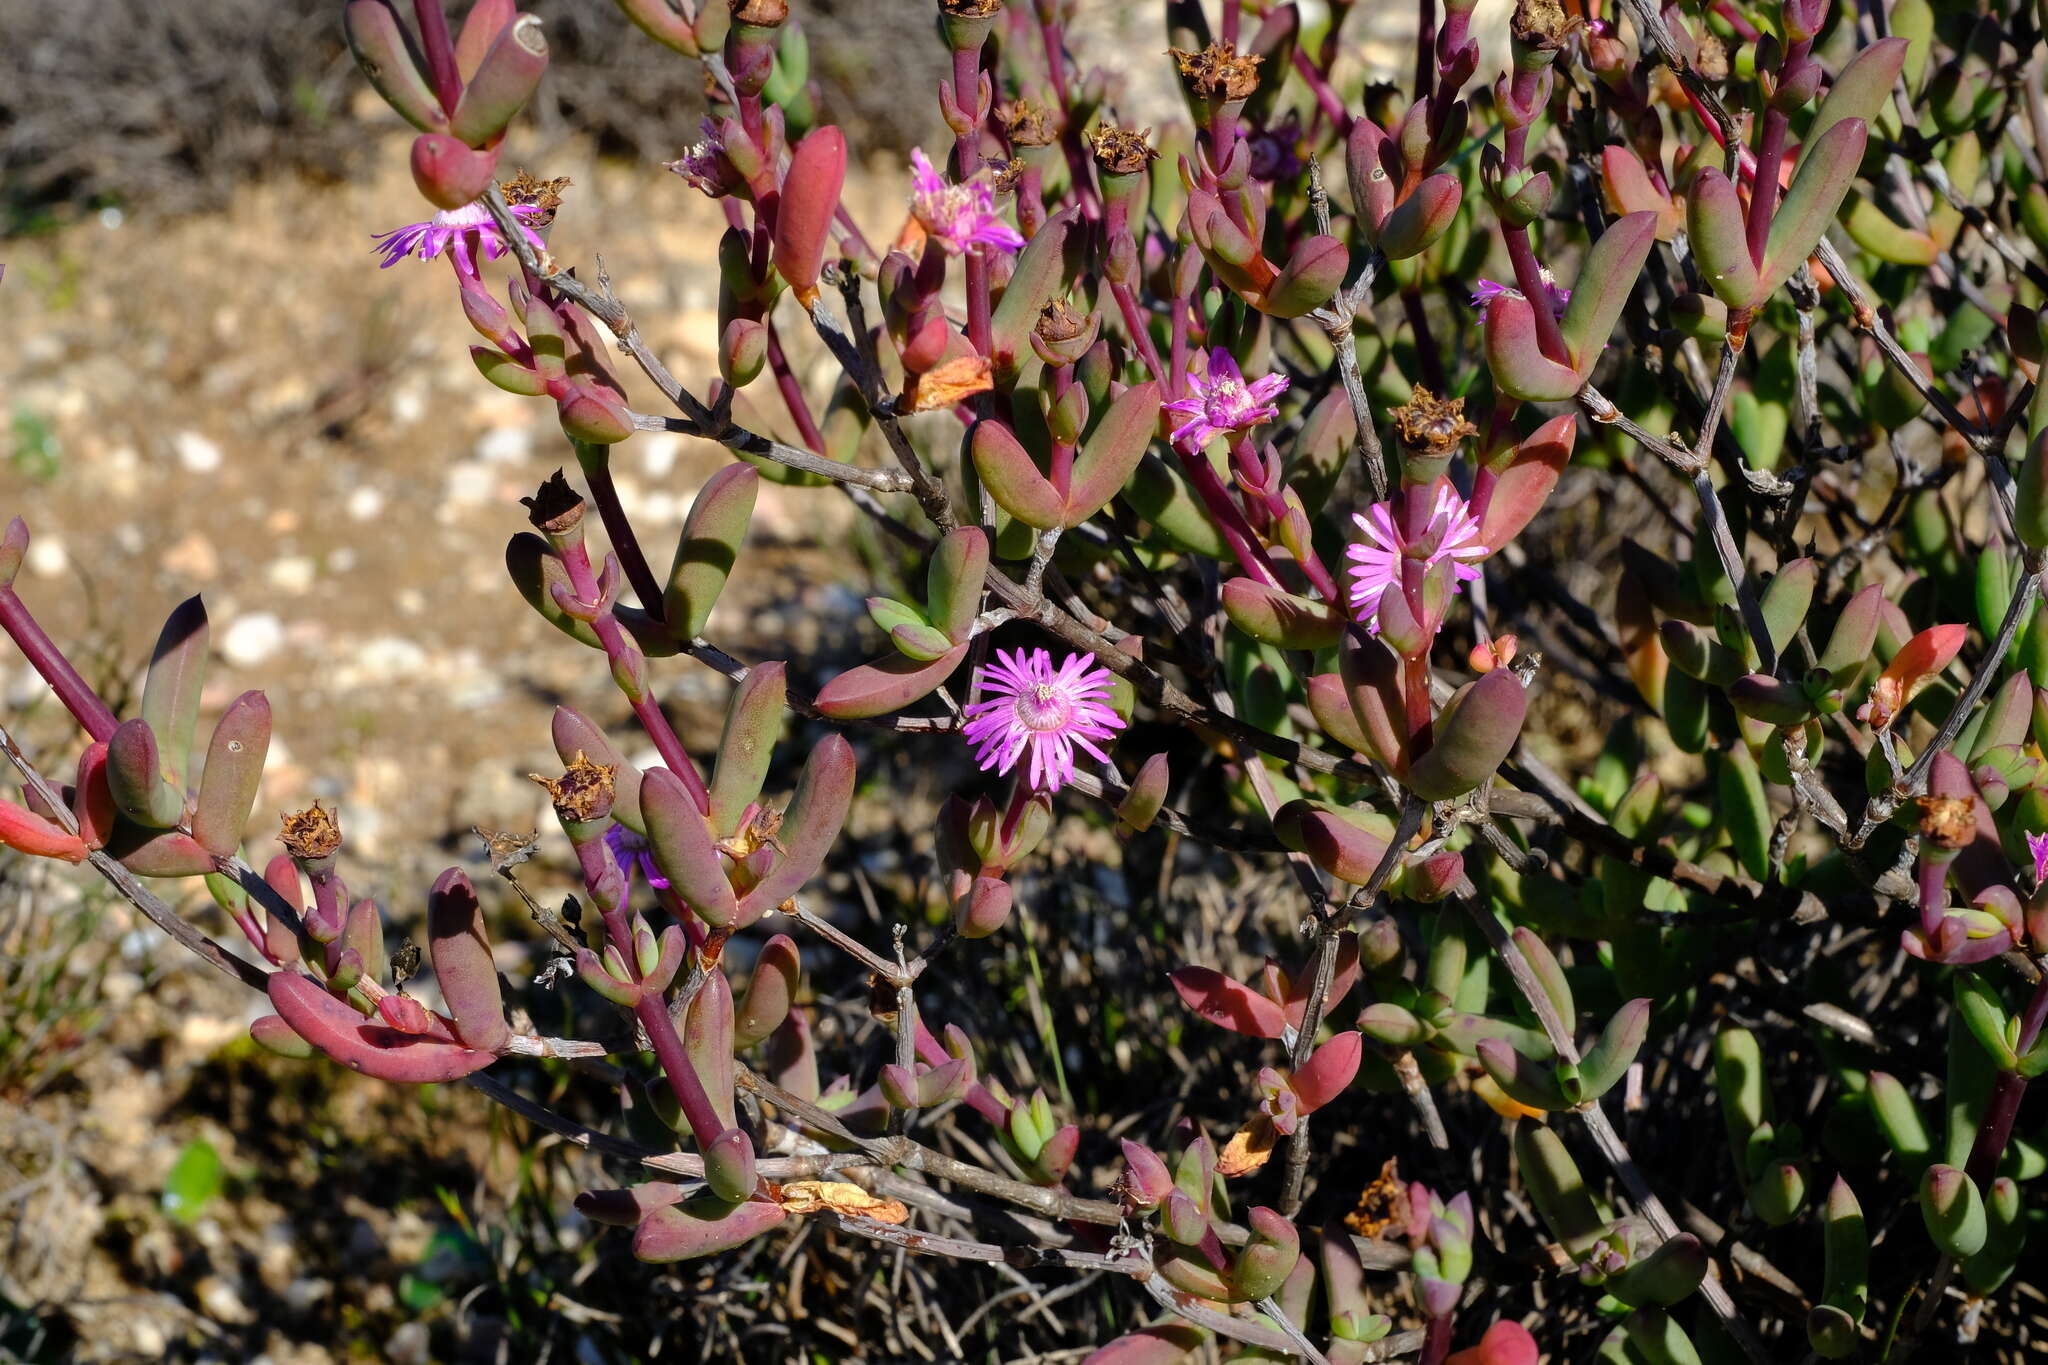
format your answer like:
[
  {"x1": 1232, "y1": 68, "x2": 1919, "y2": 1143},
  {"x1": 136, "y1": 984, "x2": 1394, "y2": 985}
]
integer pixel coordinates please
[
  {"x1": 1345, "y1": 484, "x2": 1487, "y2": 631},
  {"x1": 909, "y1": 148, "x2": 1026, "y2": 255},
  {"x1": 1470, "y1": 269, "x2": 1571, "y2": 320},
  {"x1": 370, "y1": 201, "x2": 544, "y2": 273},
  {"x1": 604, "y1": 823, "x2": 670, "y2": 892},
  {"x1": 2028, "y1": 831, "x2": 2048, "y2": 883},
  {"x1": 1162, "y1": 348, "x2": 1289, "y2": 451},
  {"x1": 961, "y1": 647, "x2": 1126, "y2": 792}
]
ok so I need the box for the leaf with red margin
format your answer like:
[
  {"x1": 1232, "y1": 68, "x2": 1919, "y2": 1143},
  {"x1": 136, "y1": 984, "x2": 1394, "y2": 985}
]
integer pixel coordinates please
[
  {"x1": 1169, "y1": 965, "x2": 1288, "y2": 1039},
  {"x1": 267, "y1": 970, "x2": 497, "y2": 1082}
]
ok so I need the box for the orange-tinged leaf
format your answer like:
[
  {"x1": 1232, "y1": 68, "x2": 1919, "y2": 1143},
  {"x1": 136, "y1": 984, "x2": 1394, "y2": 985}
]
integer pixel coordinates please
[{"x1": 1861, "y1": 623, "x2": 1967, "y2": 729}]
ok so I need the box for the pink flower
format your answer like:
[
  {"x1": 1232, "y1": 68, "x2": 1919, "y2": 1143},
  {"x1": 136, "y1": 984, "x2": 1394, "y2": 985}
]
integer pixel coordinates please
[
  {"x1": 2028, "y1": 831, "x2": 2048, "y2": 883},
  {"x1": 604, "y1": 823, "x2": 670, "y2": 892},
  {"x1": 1470, "y1": 270, "x2": 1570, "y2": 320},
  {"x1": 910, "y1": 148, "x2": 1026, "y2": 255},
  {"x1": 962, "y1": 647, "x2": 1126, "y2": 792},
  {"x1": 370, "y1": 201, "x2": 544, "y2": 274},
  {"x1": 1346, "y1": 484, "x2": 1487, "y2": 631},
  {"x1": 665, "y1": 118, "x2": 744, "y2": 198},
  {"x1": 1163, "y1": 348, "x2": 1289, "y2": 450}
]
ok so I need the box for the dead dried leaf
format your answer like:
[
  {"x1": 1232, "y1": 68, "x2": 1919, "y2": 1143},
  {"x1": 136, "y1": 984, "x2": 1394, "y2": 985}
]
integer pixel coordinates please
[
  {"x1": 1216, "y1": 1117, "x2": 1278, "y2": 1177},
  {"x1": 905, "y1": 355, "x2": 993, "y2": 413},
  {"x1": 772, "y1": 1181, "x2": 910, "y2": 1224},
  {"x1": 1343, "y1": 1157, "x2": 1406, "y2": 1238}
]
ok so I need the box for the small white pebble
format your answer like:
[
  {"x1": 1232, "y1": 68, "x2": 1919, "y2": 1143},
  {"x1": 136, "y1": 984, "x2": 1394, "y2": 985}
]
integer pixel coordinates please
[
  {"x1": 639, "y1": 431, "x2": 683, "y2": 480},
  {"x1": 346, "y1": 486, "x2": 385, "y2": 521},
  {"x1": 25, "y1": 537, "x2": 67, "y2": 578},
  {"x1": 475, "y1": 425, "x2": 534, "y2": 465},
  {"x1": 445, "y1": 461, "x2": 495, "y2": 505},
  {"x1": 266, "y1": 557, "x2": 315, "y2": 595},
  {"x1": 173, "y1": 430, "x2": 224, "y2": 473},
  {"x1": 221, "y1": 613, "x2": 285, "y2": 667}
]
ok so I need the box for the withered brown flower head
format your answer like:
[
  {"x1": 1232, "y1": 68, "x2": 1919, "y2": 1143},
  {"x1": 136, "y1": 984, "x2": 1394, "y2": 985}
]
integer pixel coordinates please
[
  {"x1": 498, "y1": 169, "x2": 572, "y2": 227},
  {"x1": 1916, "y1": 794, "x2": 1977, "y2": 851},
  {"x1": 729, "y1": 0, "x2": 788, "y2": 26},
  {"x1": 1089, "y1": 124, "x2": 1158, "y2": 177},
  {"x1": 1511, "y1": 0, "x2": 1580, "y2": 50},
  {"x1": 522, "y1": 469, "x2": 587, "y2": 536},
  {"x1": 1169, "y1": 42, "x2": 1263, "y2": 102},
  {"x1": 1391, "y1": 386, "x2": 1480, "y2": 458},
  {"x1": 1695, "y1": 34, "x2": 1731, "y2": 83},
  {"x1": 1344, "y1": 1157, "x2": 1407, "y2": 1238},
  {"x1": 1035, "y1": 299, "x2": 1090, "y2": 345},
  {"x1": 530, "y1": 752, "x2": 617, "y2": 823},
  {"x1": 279, "y1": 802, "x2": 342, "y2": 863},
  {"x1": 999, "y1": 98, "x2": 1059, "y2": 148},
  {"x1": 937, "y1": 0, "x2": 1002, "y2": 15}
]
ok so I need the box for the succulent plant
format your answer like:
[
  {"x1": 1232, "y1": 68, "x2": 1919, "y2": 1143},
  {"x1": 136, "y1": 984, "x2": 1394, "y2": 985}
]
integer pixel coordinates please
[{"x1": 8, "y1": 0, "x2": 2048, "y2": 1359}]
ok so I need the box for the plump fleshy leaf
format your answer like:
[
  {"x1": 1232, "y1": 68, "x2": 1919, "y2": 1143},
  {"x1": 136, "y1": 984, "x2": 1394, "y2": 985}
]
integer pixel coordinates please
[
  {"x1": 1064, "y1": 381, "x2": 1162, "y2": 527},
  {"x1": 448, "y1": 12, "x2": 549, "y2": 147},
  {"x1": 1484, "y1": 292, "x2": 1584, "y2": 402},
  {"x1": 1379, "y1": 174, "x2": 1462, "y2": 259},
  {"x1": 0, "y1": 799, "x2": 89, "y2": 863},
  {"x1": 106, "y1": 718, "x2": 185, "y2": 829},
  {"x1": 773, "y1": 127, "x2": 846, "y2": 304},
  {"x1": 971, "y1": 419, "x2": 1064, "y2": 529},
  {"x1": 814, "y1": 645, "x2": 968, "y2": 719},
  {"x1": 735, "y1": 934, "x2": 800, "y2": 1049},
  {"x1": 192, "y1": 691, "x2": 270, "y2": 857},
  {"x1": 141, "y1": 596, "x2": 208, "y2": 789},
  {"x1": 342, "y1": 0, "x2": 447, "y2": 133},
  {"x1": 1273, "y1": 799, "x2": 1396, "y2": 884},
  {"x1": 1169, "y1": 965, "x2": 1288, "y2": 1038},
  {"x1": 1406, "y1": 670, "x2": 1527, "y2": 801},
  {"x1": 1221, "y1": 578, "x2": 1346, "y2": 649},
  {"x1": 1808, "y1": 37, "x2": 1910, "y2": 151},
  {"x1": 428, "y1": 867, "x2": 510, "y2": 1052},
  {"x1": 1288, "y1": 1030, "x2": 1363, "y2": 1111},
  {"x1": 1476, "y1": 414, "x2": 1575, "y2": 545},
  {"x1": 736, "y1": 734, "x2": 855, "y2": 920},
  {"x1": 666, "y1": 464, "x2": 759, "y2": 638},
  {"x1": 632, "y1": 1197, "x2": 786, "y2": 1263},
  {"x1": 989, "y1": 210, "x2": 1077, "y2": 373},
  {"x1": 1761, "y1": 119, "x2": 1869, "y2": 296},
  {"x1": 1689, "y1": 167, "x2": 1764, "y2": 308},
  {"x1": 1557, "y1": 211, "x2": 1658, "y2": 367},
  {"x1": 643, "y1": 766, "x2": 739, "y2": 926},
  {"x1": 267, "y1": 970, "x2": 496, "y2": 1082},
  {"x1": 710, "y1": 663, "x2": 786, "y2": 838},
  {"x1": 926, "y1": 527, "x2": 990, "y2": 641}
]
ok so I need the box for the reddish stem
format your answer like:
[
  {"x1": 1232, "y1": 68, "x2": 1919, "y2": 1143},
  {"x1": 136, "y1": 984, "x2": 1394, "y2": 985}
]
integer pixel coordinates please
[
  {"x1": 1502, "y1": 226, "x2": 1570, "y2": 367},
  {"x1": 1962, "y1": 974, "x2": 2048, "y2": 1189},
  {"x1": 1290, "y1": 48, "x2": 1352, "y2": 133},
  {"x1": 635, "y1": 989, "x2": 730, "y2": 1149},
  {"x1": 410, "y1": 0, "x2": 463, "y2": 114},
  {"x1": 1172, "y1": 447, "x2": 1287, "y2": 590},
  {"x1": 965, "y1": 248, "x2": 994, "y2": 358},
  {"x1": 765, "y1": 322, "x2": 829, "y2": 454},
  {"x1": 1414, "y1": 0, "x2": 1436, "y2": 106},
  {"x1": 556, "y1": 539, "x2": 713, "y2": 814},
  {"x1": 1746, "y1": 106, "x2": 1792, "y2": 266},
  {"x1": 579, "y1": 451, "x2": 665, "y2": 619},
  {"x1": 1048, "y1": 367, "x2": 1076, "y2": 495},
  {"x1": 0, "y1": 588, "x2": 119, "y2": 741}
]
